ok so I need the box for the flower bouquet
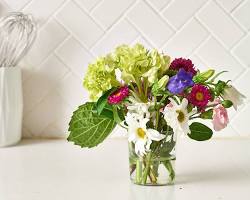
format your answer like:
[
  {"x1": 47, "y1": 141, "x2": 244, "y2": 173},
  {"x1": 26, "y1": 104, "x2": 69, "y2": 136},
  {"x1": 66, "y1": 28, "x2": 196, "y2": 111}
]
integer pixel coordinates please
[{"x1": 68, "y1": 44, "x2": 245, "y2": 186}]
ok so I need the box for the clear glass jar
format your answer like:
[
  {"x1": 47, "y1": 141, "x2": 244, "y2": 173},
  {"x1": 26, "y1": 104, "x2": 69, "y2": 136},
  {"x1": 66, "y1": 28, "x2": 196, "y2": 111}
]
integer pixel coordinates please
[{"x1": 128, "y1": 131, "x2": 176, "y2": 186}]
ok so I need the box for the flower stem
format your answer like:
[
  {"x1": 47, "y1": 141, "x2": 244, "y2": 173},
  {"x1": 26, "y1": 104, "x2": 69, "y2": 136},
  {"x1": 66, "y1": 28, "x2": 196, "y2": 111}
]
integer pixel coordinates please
[
  {"x1": 135, "y1": 160, "x2": 142, "y2": 183},
  {"x1": 149, "y1": 167, "x2": 157, "y2": 184},
  {"x1": 141, "y1": 152, "x2": 152, "y2": 184},
  {"x1": 155, "y1": 110, "x2": 159, "y2": 130},
  {"x1": 144, "y1": 78, "x2": 149, "y2": 99},
  {"x1": 154, "y1": 95, "x2": 160, "y2": 130},
  {"x1": 163, "y1": 160, "x2": 175, "y2": 182},
  {"x1": 135, "y1": 78, "x2": 147, "y2": 102}
]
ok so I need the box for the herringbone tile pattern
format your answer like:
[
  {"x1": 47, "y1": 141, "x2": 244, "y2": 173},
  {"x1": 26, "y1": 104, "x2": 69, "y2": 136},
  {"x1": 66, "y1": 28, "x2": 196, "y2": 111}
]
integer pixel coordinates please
[{"x1": 0, "y1": 0, "x2": 249, "y2": 138}]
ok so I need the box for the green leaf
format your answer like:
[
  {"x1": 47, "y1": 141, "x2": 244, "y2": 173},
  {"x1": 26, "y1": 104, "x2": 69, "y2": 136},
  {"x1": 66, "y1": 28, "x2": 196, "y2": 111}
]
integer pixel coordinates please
[
  {"x1": 96, "y1": 88, "x2": 116, "y2": 115},
  {"x1": 221, "y1": 100, "x2": 233, "y2": 108},
  {"x1": 158, "y1": 140, "x2": 176, "y2": 157},
  {"x1": 188, "y1": 122, "x2": 213, "y2": 141},
  {"x1": 214, "y1": 80, "x2": 227, "y2": 96},
  {"x1": 200, "y1": 109, "x2": 213, "y2": 119},
  {"x1": 68, "y1": 102, "x2": 116, "y2": 148},
  {"x1": 99, "y1": 104, "x2": 114, "y2": 120},
  {"x1": 210, "y1": 71, "x2": 228, "y2": 83},
  {"x1": 112, "y1": 106, "x2": 122, "y2": 123},
  {"x1": 187, "y1": 104, "x2": 194, "y2": 113}
]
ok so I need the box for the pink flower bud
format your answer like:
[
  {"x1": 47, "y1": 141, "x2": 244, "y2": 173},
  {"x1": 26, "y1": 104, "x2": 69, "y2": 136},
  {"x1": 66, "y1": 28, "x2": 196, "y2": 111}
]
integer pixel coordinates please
[{"x1": 212, "y1": 104, "x2": 229, "y2": 131}]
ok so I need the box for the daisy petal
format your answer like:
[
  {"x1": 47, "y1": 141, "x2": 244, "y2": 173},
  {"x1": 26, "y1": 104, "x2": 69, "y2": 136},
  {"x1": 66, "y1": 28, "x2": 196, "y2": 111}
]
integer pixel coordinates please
[
  {"x1": 146, "y1": 139, "x2": 152, "y2": 151},
  {"x1": 139, "y1": 118, "x2": 149, "y2": 129},
  {"x1": 169, "y1": 98, "x2": 178, "y2": 107},
  {"x1": 128, "y1": 132, "x2": 136, "y2": 142},
  {"x1": 125, "y1": 113, "x2": 137, "y2": 127},
  {"x1": 135, "y1": 140, "x2": 146, "y2": 156},
  {"x1": 181, "y1": 98, "x2": 188, "y2": 109},
  {"x1": 147, "y1": 129, "x2": 165, "y2": 141}
]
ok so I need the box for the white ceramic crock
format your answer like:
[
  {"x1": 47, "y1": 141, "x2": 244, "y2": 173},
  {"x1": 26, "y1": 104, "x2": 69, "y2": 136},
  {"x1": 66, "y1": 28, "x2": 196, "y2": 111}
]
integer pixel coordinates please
[{"x1": 0, "y1": 67, "x2": 23, "y2": 147}]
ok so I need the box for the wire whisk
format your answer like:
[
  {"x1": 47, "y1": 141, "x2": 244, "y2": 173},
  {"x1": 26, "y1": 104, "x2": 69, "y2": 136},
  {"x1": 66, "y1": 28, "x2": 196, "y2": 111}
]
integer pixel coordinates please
[{"x1": 0, "y1": 12, "x2": 37, "y2": 68}]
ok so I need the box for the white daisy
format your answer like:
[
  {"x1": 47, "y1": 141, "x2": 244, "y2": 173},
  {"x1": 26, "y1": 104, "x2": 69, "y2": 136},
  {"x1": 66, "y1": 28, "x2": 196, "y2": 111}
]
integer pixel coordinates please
[
  {"x1": 127, "y1": 102, "x2": 151, "y2": 120},
  {"x1": 163, "y1": 98, "x2": 193, "y2": 136},
  {"x1": 125, "y1": 113, "x2": 165, "y2": 156}
]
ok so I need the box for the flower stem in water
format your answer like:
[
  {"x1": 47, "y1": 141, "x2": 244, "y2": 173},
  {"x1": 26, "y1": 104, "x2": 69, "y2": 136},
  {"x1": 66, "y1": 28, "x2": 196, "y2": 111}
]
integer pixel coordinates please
[
  {"x1": 141, "y1": 152, "x2": 152, "y2": 184},
  {"x1": 135, "y1": 160, "x2": 142, "y2": 183},
  {"x1": 163, "y1": 160, "x2": 175, "y2": 182}
]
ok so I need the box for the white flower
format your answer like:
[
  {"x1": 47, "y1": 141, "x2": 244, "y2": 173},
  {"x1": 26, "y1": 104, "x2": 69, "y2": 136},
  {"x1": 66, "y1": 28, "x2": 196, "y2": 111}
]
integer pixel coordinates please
[
  {"x1": 125, "y1": 113, "x2": 165, "y2": 156},
  {"x1": 163, "y1": 98, "x2": 193, "y2": 136},
  {"x1": 222, "y1": 86, "x2": 246, "y2": 110},
  {"x1": 127, "y1": 102, "x2": 152, "y2": 119}
]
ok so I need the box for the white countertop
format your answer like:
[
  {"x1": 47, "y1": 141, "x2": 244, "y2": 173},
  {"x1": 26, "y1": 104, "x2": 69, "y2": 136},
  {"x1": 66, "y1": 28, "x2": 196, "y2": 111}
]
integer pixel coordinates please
[{"x1": 0, "y1": 138, "x2": 250, "y2": 200}]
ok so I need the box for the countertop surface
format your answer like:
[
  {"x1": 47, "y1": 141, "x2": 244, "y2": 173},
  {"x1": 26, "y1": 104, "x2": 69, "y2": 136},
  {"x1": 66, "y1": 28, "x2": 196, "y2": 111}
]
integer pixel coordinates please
[{"x1": 0, "y1": 138, "x2": 250, "y2": 200}]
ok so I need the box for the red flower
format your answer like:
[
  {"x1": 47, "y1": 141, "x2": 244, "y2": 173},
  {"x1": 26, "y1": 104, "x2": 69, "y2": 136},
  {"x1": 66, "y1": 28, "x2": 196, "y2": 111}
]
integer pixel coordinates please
[
  {"x1": 170, "y1": 58, "x2": 197, "y2": 76},
  {"x1": 188, "y1": 84, "x2": 211, "y2": 107},
  {"x1": 108, "y1": 86, "x2": 129, "y2": 104}
]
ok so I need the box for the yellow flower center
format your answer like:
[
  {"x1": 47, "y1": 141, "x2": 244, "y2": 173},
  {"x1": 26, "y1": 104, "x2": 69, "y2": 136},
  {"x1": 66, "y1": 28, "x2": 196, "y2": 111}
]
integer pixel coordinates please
[
  {"x1": 196, "y1": 92, "x2": 204, "y2": 101},
  {"x1": 176, "y1": 110, "x2": 185, "y2": 123},
  {"x1": 114, "y1": 91, "x2": 121, "y2": 97},
  {"x1": 137, "y1": 128, "x2": 146, "y2": 139}
]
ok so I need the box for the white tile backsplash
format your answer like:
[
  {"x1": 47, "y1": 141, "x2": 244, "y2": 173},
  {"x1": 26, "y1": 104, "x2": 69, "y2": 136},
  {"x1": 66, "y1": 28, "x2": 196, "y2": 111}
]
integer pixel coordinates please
[
  {"x1": 127, "y1": 1, "x2": 174, "y2": 48},
  {"x1": 55, "y1": 1, "x2": 104, "y2": 47},
  {"x1": 23, "y1": 0, "x2": 65, "y2": 25},
  {"x1": 147, "y1": 0, "x2": 171, "y2": 10},
  {"x1": 0, "y1": 0, "x2": 249, "y2": 138},
  {"x1": 197, "y1": 37, "x2": 245, "y2": 80},
  {"x1": 233, "y1": 34, "x2": 250, "y2": 67},
  {"x1": 196, "y1": 1, "x2": 245, "y2": 49},
  {"x1": 163, "y1": 19, "x2": 208, "y2": 57},
  {"x1": 2, "y1": 0, "x2": 30, "y2": 10},
  {"x1": 23, "y1": 55, "x2": 68, "y2": 113},
  {"x1": 216, "y1": 0, "x2": 243, "y2": 12},
  {"x1": 55, "y1": 37, "x2": 93, "y2": 76},
  {"x1": 26, "y1": 19, "x2": 69, "y2": 66},
  {"x1": 91, "y1": 0, "x2": 134, "y2": 29},
  {"x1": 162, "y1": 0, "x2": 207, "y2": 29},
  {"x1": 91, "y1": 19, "x2": 139, "y2": 56},
  {"x1": 75, "y1": 0, "x2": 101, "y2": 11},
  {"x1": 233, "y1": 0, "x2": 250, "y2": 30}
]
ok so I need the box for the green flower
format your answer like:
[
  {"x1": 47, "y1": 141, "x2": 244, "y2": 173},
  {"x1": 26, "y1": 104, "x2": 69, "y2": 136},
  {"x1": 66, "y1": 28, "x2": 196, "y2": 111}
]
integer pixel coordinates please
[
  {"x1": 83, "y1": 57, "x2": 120, "y2": 100},
  {"x1": 83, "y1": 43, "x2": 171, "y2": 100},
  {"x1": 114, "y1": 44, "x2": 151, "y2": 80},
  {"x1": 114, "y1": 44, "x2": 171, "y2": 84},
  {"x1": 150, "y1": 50, "x2": 170, "y2": 77},
  {"x1": 144, "y1": 50, "x2": 170, "y2": 84}
]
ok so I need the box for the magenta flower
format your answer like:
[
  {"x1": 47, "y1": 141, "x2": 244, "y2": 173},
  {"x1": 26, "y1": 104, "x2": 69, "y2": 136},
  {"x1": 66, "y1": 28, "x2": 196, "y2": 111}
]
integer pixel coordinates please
[
  {"x1": 170, "y1": 58, "x2": 197, "y2": 76},
  {"x1": 188, "y1": 84, "x2": 211, "y2": 107},
  {"x1": 108, "y1": 86, "x2": 129, "y2": 104}
]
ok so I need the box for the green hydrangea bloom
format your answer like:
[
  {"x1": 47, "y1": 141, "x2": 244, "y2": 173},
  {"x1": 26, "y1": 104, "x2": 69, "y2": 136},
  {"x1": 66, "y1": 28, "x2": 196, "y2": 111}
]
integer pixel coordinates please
[
  {"x1": 113, "y1": 44, "x2": 170, "y2": 83},
  {"x1": 114, "y1": 44, "x2": 151, "y2": 77},
  {"x1": 83, "y1": 43, "x2": 171, "y2": 100},
  {"x1": 83, "y1": 57, "x2": 120, "y2": 100},
  {"x1": 149, "y1": 49, "x2": 171, "y2": 76}
]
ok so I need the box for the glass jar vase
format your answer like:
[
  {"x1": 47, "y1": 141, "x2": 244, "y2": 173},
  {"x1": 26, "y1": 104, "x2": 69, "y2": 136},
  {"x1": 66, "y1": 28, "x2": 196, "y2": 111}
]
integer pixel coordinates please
[{"x1": 128, "y1": 130, "x2": 176, "y2": 186}]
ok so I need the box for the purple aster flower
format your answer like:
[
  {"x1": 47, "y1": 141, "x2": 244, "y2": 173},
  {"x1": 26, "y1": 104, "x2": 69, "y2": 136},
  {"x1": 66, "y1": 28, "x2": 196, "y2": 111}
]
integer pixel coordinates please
[{"x1": 167, "y1": 69, "x2": 194, "y2": 94}]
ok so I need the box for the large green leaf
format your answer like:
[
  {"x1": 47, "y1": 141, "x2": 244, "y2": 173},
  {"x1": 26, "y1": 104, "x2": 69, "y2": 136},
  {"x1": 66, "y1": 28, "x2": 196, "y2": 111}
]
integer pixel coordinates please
[
  {"x1": 188, "y1": 122, "x2": 213, "y2": 141},
  {"x1": 68, "y1": 102, "x2": 116, "y2": 148}
]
